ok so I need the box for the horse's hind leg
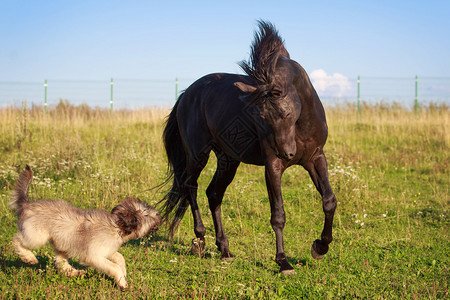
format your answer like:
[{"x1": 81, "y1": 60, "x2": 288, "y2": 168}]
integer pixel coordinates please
[
  {"x1": 206, "y1": 151, "x2": 240, "y2": 259},
  {"x1": 306, "y1": 152, "x2": 337, "y2": 259},
  {"x1": 185, "y1": 151, "x2": 210, "y2": 256}
]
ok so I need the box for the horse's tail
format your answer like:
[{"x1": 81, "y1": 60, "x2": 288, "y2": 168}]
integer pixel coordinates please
[{"x1": 159, "y1": 95, "x2": 189, "y2": 239}]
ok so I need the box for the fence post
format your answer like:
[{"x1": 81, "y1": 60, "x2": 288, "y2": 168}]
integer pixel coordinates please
[
  {"x1": 415, "y1": 75, "x2": 418, "y2": 116},
  {"x1": 357, "y1": 75, "x2": 361, "y2": 120},
  {"x1": 110, "y1": 78, "x2": 114, "y2": 116},
  {"x1": 44, "y1": 80, "x2": 48, "y2": 115},
  {"x1": 175, "y1": 77, "x2": 179, "y2": 101}
]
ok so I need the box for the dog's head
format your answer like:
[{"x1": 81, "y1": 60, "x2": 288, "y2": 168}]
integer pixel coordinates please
[{"x1": 111, "y1": 198, "x2": 162, "y2": 240}]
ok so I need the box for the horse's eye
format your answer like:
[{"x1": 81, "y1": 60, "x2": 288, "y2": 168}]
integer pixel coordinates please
[{"x1": 271, "y1": 90, "x2": 282, "y2": 97}]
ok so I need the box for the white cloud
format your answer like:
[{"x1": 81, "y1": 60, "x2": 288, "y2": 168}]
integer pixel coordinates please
[{"x1": 310, "y1": 69, "x2": 353, "y2": 98}]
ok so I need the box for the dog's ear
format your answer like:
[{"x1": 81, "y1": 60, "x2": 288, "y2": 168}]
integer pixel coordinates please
[{"x1": 112, "y1": 201, "x2": 140, "y2": 236}]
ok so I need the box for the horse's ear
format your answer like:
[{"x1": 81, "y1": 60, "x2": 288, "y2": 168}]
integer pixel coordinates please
[{"x1": 234, "y1": 82, "x2": 257, "y2": 93}]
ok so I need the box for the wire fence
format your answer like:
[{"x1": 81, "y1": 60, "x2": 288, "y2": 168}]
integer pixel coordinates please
[
  {"x1": 1, "y1": 76, "x2": 449, "y2": 110},
  {"x1": 313, "y1": 76, "x2": 450, "y2": 109}
]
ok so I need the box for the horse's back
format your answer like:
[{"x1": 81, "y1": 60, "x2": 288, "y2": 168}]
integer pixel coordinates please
[
  {"x1": 177, "y1": 73, "x2": 265, "y2": 164},
  {"x1": 178, "y1": 73, "x2": 251, "y2": 127}
]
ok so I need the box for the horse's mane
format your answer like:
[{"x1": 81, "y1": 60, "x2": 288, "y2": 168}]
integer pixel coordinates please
[{"x1": 239, "y1": 20, "x2": 290, "y2": 86}]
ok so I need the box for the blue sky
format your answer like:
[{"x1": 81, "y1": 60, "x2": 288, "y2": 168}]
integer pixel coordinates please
[{"x1": 1, "y1": 0, "x2": 449, "y2": 83}]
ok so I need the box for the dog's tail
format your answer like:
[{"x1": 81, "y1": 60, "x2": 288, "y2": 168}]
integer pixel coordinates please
[{"x1": 9, "y1": 165, "x2": 33, "y2": 215}]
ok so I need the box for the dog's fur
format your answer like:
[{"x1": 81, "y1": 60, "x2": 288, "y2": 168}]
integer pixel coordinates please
[{"x1": 9, "y1": 165, "x2": 162, "y2": 289}]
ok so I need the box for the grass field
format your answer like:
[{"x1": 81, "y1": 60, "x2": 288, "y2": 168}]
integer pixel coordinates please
[{"x1": 0, "y1": 100, "x2": 448, "y2": 299}]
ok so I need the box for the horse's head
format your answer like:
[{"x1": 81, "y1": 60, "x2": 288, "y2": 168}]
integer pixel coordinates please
[
  {"x1": 234, "y1": 21, "x2": 302, "y2": 160},
  {"x1": 234, "y1": 64, "x2": 301, "y2": 160}
]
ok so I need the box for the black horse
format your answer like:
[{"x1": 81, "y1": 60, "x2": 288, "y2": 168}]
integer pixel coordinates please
[{"x1": 159, "y1": 21, "x2": 337, "y2": 274}]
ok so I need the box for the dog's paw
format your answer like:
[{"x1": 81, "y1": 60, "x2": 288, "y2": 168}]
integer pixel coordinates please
[
  {"x1": 117, "y1": 277, "x2": 128, "y2": 290},
  {"x1": 22, "y1": 256, "x2": 39, "y2": 265},
  {"x1": 73, "y1": 270, "x2": 86, "y2": 277},
  {"x1": 64, "y1": 269, "x2": 86, "y2": 278}
]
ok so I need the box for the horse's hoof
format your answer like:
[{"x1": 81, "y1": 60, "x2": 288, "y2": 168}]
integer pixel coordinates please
[
  {"x1": 281, "y1": 268, "x2": 296, "y2": 275},
  {"x1": 220, "y1": 255, "x2": 234, "y2": 261},
  {"x1": 219, "y1": 250, "x2": 234, "y2": 260},
  {"x1": 311, "y1": 240, "x2": 325, "y2": 260},
  {"x1": 278, "y1": 259, "x2": 296, "y2": 274},
  {"x1": 190, "y1": 238, "x2": 205, "y2": 256}
]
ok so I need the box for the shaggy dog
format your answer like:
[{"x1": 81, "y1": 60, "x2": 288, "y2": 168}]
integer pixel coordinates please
[{"x1": 9, "y1": 165, "x2": 162, "y2": 289}]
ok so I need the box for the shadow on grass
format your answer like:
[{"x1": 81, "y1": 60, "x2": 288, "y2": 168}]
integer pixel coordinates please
[
  {"x1": 0, "y1": 251, "x2": 123, "y2": 288},
  {"x1": 252, "y1": 256, "x2": 309, "y2": 275},
  {"x1": 125, "y1": 232, "x2": 313, "y2": 276},
  {"x1": 125, "y1": 233, "x2": 169, "y2": 247},
  {"x1": 0, "y1": 255, "x2": 51, "y2": 272},
  {"x1": 0, "y1": 252, "x2": 90, "y2": 275}
]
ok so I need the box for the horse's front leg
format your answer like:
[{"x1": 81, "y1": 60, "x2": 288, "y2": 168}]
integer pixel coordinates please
[
  {"x1": 306, "y1": 151, "x2": 337, "y2": 259},
  {"x1": 265, "y1": 161, "x2": 295, "y2": 274}
]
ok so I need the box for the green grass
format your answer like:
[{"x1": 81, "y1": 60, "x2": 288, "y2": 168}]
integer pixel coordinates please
[{"x1": 0, "y1": 101, "x2": 448, "y2": 299}]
